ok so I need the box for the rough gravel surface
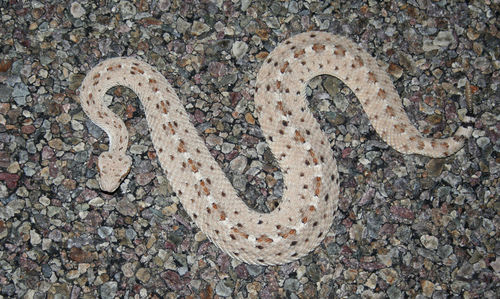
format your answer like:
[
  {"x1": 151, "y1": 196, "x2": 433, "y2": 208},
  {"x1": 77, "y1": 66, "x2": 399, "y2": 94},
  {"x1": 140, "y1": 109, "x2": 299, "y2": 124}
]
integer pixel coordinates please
[{"x1": 0, "y1": 1, "x2": 498, "y2": 298}]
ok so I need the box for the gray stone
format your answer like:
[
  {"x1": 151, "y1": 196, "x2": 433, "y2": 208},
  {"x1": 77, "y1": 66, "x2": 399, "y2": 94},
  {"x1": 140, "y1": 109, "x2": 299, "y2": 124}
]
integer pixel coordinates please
[
  {"x1": 100, "y1": 281, "x2": 118, "y2": 299},
  {"x1": 283, "y1": 278, "x2": 300, "y2": 292},
  {"x1": 232, "y1": 41, "x2": 248, "y2": 59},
  {"x1": 437, "y1": 244, "x2": 453, "y2": 259},
  {"x1": 420, "y1": 235, "x2": 438, "y2": 250},
  {"x1": 125, "y1": 228, "x2": 137, "y2": 240},
  {"x1": 191, "y1": 21, "x2": 210, "y2": 36},
  {"x1": 215, "y1": 279, "x2": 233, "y2": 297},
  {"x1": 229, "y1": 155, "x2": 247, "y2": 174},
  {"x1": 241, "y1": 0, "x2": 251, "y2": 11},
  {"x1": 246, "y1": 264, "x2": 263, "y2": 276},
  {"x1": 97, "y1": 226, "x2": 113, "y2": 238},
  {"x1": 12, "y1": 83, "x2": 29, "y2": 105},
  {"x1": 176, "y1": 18, "x2": 191, "y2": 34},
  {"x1": 0, "y1": 84, "x2": 13, "y2": 102},
  {"x1": 116, "y1": 199, "x2": 137, "y2": 216},
  {"x1": 118, "y1": 1, "x2": 136, "y2": 20},
  {"x1": 433, "y1": 31, "x2": 454, "y2": 48},
  {"x1": 387, "y1": 285, "x2": 403, "y2": 299},
  {"x1": 41, "y1": 264, "x2": 52, "y2": 278},
  {"x1": 476, "y1": 136, "x2": 490, "y2": 148},
  {"x1": 70, "y1": 2, "x2": 86, "y2": 18}
]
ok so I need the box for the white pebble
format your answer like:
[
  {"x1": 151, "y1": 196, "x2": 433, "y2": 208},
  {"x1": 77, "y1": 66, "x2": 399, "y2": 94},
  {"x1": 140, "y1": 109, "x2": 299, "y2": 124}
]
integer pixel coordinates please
[
  {"x1": 232, "y1": 41, "x2": 249, "y2": 59},
  {"x1": 70, "y1": 2, "x2": 86, "y2": 18}
]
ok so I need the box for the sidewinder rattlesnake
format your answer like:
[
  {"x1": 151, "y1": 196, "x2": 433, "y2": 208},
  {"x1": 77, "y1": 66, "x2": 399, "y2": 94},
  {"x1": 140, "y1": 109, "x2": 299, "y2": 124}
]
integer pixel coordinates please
[{"x1": 78, "y1": 31, "x2": 472, "y2": 265}]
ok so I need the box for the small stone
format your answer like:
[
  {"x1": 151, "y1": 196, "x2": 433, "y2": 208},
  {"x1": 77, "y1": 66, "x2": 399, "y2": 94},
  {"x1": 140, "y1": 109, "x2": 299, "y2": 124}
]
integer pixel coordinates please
[
  {"x1": 12, "y1": 83, "x2": 29, "y2": 105},
  {"x1": 476, "y1": 136, "x2": 490, "y2": 149},
  {"x1": 349, "y1": 223, "x2": 365, "y2": 241},
  {"x1": 47, "y1": 283, "x2": 70, "y2": 299},
  {"x1": 191, "y1": 21, "x2": 210, "y2": 36},
  {"x1": 433, "y1": 31, "x2": 454, "y2": 48},
  {"x1": 284, "y1": 278, "x2": 300, "y2": 292},
  {"x1": 343, "y1": 269, "x2": 358, "y2": 282},
  {"x1": 229, "y1": 155, "x2": 247, "y2": 174},
  {"x1": 48, "y1": 138, "x2": 64, "y2": 150},
  {"x1": 194, "y1": 231, "x2": 207, "y2": 242},
  {"x1": 41, "y1": 264, "x2": 52, "y2": 278},
  {"x1": 232, "y1": 41, "x2": 249, "y2": 59},
  {"x1": 129, "y1": 144, "x2": 148, "y2": 154},
  {"x1": 176, "y1": 18, "x2": 191, "y2": 34},
  {"x1": 118, "y1": 1, "x2": 136, "y2": 20},
  {"x1": 30, "y1": 229, "x2": 41, "y2": 245},
  {"x1": 116, "y1": 199, "x2": 137, "y2": 216},
  {"x1": 425, "y1": 159, "x2": 445, "y2": 177},
  {"x1": 457, "y1": 262, "x2": 474, "y2": 279},
  {"x1": 422, "y1": 39, "x2": 440, "y2": 52},
  {"x1": 70, "y1": 2, "x2": 86, "y2": 18},
  {"x1": 136, "y1": 268, "x2": 151, "y2": 283},
  {"x1": 490, "y1": 258, "x2": 500, "y2": 273},
  {"x1": 122, "y1": 262, "x2": 136, "y2": 278},
  {"x1": 97, "y1": 226, "x2": 113, "y2": 239},
  {"x1": 162, "y1": 203, "x2": 178, "y2": 216},
  {"x1": 421, "y1": 280, "x2": 435, "y2": 297},
  {"x1": 241, "y1": 0, "x2": 251, "y2": 11},
  {"x1": 125, "y1": 228, "x2": 137, "y2": 240},
  {"x1": 365, "y1": 273, "x2": 377, "y2": 289},
  {"x1": 7, "y1": 162, "x2": 20, "y2": 174},
  {"x1": 69, "y1": 247, "x2": 94, "y2": 263},
  {"x1": 387, "y1": 285, "x2": 402, "y2": 299},
  {"x1": 387, "y1": 63, "x2": 403, "y2": 79},
  {"x1": 437, "y1": 244, "x2": 453, "y2": 259},
  {"x1": 420, "y1": 235, "x2": 438, "y2": 250},
  {"x1": 0, "y1": 85, "x2": 13, "y2": 102},
  {"x1": 246, "y1": 281, "x2": 261, "y2": 296},
  {"x1": 466, "y1": 28, "x2": 480, "y2": 40},
  {"x1": 379, "y1": 268, "x2": 398, "y2": 285},
  {"x1": 67, "y1": 269, "x2": 80, "y2": 280},
  {"x1": 89, "y1": 197, "x2": 104, "y2": 207},
  {"x1": 135, "y1": 172, "x2": 155, "y2": 186},
  {"x1": 432, "y1": 68, "x2": 443, "y2": 79},
  {"x1": 246, "y1": 264, "x2": 263, "y2": 276},
  {"x1": 100, "y1": 281, "x2": 118, "y2": 299},
  {"x1": 244, "y1": 112, "x2": 255, "y2": 124},
  {"x1": 215, "y1": 279, "x2": 233, "y2": 297}
]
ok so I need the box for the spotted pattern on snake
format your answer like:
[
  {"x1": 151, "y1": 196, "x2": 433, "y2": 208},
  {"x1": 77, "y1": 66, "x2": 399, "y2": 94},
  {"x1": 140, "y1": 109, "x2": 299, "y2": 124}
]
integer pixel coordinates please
[{"x1": 78, "y1": 31, "x2": 472, "y2": 265}]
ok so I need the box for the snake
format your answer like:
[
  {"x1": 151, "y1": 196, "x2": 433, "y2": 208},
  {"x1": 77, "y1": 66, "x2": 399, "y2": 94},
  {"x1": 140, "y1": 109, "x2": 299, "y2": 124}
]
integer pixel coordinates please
[{"x1": 78, "y1": 31, "x2": 472, "y2": 265}]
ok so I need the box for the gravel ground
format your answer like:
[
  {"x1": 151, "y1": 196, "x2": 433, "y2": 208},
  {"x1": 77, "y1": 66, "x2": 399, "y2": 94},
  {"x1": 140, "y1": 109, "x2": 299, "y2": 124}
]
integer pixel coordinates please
[{"x1": 0, "y1": 0, "x2": 499, "y2": 298}]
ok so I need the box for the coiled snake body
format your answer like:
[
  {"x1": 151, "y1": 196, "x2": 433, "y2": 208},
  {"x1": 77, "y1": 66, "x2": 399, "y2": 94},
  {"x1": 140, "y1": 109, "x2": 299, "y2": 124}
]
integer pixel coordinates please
[{"x1": 78, "y1": 32, "x2": 472, "y2": 265}]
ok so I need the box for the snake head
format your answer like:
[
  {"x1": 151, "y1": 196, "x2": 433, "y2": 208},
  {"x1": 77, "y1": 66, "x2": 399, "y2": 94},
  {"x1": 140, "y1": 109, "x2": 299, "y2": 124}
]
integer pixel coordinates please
[{"x1": 97, "y1": 152, "x2": 132, "y2": 192}]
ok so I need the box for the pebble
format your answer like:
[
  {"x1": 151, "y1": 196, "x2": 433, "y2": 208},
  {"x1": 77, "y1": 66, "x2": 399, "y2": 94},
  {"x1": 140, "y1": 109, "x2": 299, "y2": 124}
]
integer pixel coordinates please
[
  {"x1": 116, "y1": 199, "x2": 137, "y2": 216},
  {"x1": 191, "y1": 21, "x2": 210, "y2": 36},
  {"x1": 420, "y1": 235, "x2": 439, "y2": 250},
  {"x1": 70, "y1": 2, "x2": 86, "y2": 18},
  {"x1": 476, "y1": 136, "x2": 490, "y2": 148},
  {"x1": 176, "y1": 18, "x2": 191, "y2": 34},
  {"x1": 118, "y1": 1, "x2": 136, "y2": 20},
  {"x1": 283, "y1": 278, "x2": 300, "y2": 292},
  {"x1": 136, "y1": 268, "x2": 151, "y2": 283},
  {"x1": 100, "y1": 281, "x2": 118, "y2": 299},
  {"x1": 421, "y1": 280, "x2": 435, "y2": 297},
  {"x1": 433, "y1": 31, "x2": 454, "y2": 48},
  {"x1": 379, "y1": 268, "x2": 398, "y2": 285},
  {"x1": 232, "y1": 41, "x2": 249, "y2": 59},
  {"x1": 215, "y1": 279, "x2": 233, "y2": 297},
  {"x1": 229, "y1": 155, "x2": 247, "y2": 174}
]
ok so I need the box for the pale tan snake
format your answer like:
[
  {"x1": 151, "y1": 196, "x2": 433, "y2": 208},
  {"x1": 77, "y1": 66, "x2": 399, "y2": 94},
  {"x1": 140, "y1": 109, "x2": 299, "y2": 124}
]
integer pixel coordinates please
[{"x1": 78, "y1": 32, "x2": 472, "y2": 265}]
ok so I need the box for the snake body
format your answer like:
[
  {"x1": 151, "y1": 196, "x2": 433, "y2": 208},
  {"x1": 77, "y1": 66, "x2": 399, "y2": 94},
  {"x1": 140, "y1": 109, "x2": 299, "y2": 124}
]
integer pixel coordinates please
[{"x1": 78, "y1": 32, "x2": 472, "y2": 265}]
